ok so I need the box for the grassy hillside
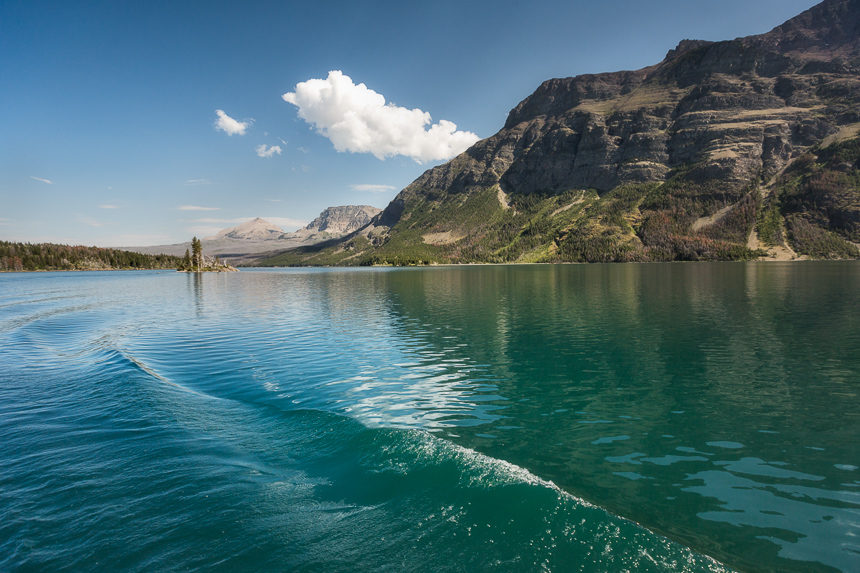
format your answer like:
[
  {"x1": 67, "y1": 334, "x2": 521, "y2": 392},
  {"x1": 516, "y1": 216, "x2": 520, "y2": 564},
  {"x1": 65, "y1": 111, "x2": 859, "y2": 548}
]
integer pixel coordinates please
[
  {"x1": 260, "y1": 136, "x2": 858, "y2": 266},
  {"x1": 762, "y1": 136, "x2": 859, "y2": 258}
]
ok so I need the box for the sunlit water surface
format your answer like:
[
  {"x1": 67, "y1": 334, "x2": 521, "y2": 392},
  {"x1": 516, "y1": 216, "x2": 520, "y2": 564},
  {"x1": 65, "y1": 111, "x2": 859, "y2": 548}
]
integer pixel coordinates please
[{"x1": 0, "y1": 263, "x2": 858, "y2": 572}]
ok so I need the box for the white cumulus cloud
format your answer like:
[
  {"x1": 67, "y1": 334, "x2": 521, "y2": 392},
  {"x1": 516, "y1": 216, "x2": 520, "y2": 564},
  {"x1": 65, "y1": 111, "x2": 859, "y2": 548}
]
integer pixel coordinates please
[
  {"x1": 282, "y1": 70, "x2": 480, "y2": 163},
  {"x1": 214, "y1": 109, "x2": 250, "y2": 136},
  {"x1": 256, "y1": 144, "x2": 282, "y2": 158}
]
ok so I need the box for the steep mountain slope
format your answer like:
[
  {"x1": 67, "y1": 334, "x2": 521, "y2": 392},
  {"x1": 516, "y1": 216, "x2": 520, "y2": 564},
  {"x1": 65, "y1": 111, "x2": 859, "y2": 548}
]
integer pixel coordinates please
[{"x1": 265, "y1": 0, "x2": 859, "y2": 266}]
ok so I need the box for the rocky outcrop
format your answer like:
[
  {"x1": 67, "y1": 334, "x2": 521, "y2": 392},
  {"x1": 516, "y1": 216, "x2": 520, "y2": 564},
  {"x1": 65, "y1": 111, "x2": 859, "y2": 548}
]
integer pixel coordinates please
[{"x1": 300, "y1": 205, "x2": 382, "y2": 235}]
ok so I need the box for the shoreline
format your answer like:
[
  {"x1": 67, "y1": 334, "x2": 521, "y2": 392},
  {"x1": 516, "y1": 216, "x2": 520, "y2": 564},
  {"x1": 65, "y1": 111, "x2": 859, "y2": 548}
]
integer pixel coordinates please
[
  {"x1": 2, "y1": 259, "x2": 857, "y2": 274},
  {"x1": 247, "y1": 258, "x2": 858, "y2": 269},
  {"x1": 0, "y1": 268, "x2": 181, "y2": 273}
]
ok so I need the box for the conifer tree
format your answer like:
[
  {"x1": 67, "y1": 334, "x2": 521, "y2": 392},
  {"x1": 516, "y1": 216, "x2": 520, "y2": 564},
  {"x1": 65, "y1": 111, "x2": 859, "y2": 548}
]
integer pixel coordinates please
[
  {"x1": 182, "y1": 248, "x2": 192, "y2": 271},
  {"x1": 191, "y1": 237, "x2": 201, "y2": 271}
]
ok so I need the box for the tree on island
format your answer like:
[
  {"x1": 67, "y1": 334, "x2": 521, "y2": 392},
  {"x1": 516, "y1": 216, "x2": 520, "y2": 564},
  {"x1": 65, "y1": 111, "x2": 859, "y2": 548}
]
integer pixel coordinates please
[
  {"x1": 181, "y1": 248, "x2": 192, "y2": 271},
  {"x1": 176, "y1": 237, "x2": 236, "y2": 272},
  {"x1": 191, "y1": 237, "x2": 202, "y2": 272}
]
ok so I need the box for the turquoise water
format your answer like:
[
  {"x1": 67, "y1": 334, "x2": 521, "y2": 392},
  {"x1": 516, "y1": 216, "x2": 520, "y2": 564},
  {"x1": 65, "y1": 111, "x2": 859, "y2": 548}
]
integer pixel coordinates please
[{"x1": 0, "y1": 263, "x2": 858, "y2": 572}]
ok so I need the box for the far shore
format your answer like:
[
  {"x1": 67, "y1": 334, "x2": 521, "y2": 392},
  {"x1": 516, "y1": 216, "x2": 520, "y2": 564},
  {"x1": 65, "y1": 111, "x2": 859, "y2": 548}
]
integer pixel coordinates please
[{"x1": 4, "y1": 258, "x2": 859, "y2": 274}]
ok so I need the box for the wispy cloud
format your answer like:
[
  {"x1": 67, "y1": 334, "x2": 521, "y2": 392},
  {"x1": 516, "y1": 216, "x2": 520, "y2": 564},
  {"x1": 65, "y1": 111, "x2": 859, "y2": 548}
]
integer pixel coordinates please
[
  {"x1": 100, "y1": 233, "x2": 173, "y2": 248},
  {"x1": 30, "y1": 176, "x2": 53, "y2": 184},
  {"x1": 178, "y1": 205, "x2": 220, "y2": 211},
  {"x1": 99, "y1": 204, "x2": 119, "y2": 209},
  {"x1": 214, "y1": 109, "x2": 250, "y2": 136},
  {"x1": 256, "y1": 144, "x2": 282, "y2": 158},
  {"x1": 351, "y1": 184, "x2": 396, "y2": 193},
  {"x1": 77, "y1": 216, "x2": 105, "y2": 228},
  {"x1": 194, "y1": 216, "x2": 305, "y2": 228},
  {"x1": 283, "y1": 70, "x2": 479, "y2": 163},
  {"x1": 188, "y1": 225, "x2": 224, "y2": 238},
  {"x1": 267, "y1": 198, "x2": 283, "y2": 203},
  {"x1": 185, "y1": 178, "x2": 212, "y2": 186},
  {"x1": 189, "y1": 217, "x2": 237, "y2": 224}
]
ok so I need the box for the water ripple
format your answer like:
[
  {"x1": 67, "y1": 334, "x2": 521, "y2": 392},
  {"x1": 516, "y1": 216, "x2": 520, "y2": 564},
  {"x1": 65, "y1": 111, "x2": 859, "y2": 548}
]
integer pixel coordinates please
[{"x1": 1, "y1": 265, "x2": 858, "y2": 572}]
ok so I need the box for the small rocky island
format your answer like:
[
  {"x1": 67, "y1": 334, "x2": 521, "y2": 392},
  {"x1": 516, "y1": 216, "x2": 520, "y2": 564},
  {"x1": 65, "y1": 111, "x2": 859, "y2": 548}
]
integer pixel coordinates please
[{"x1": 177, "y1": 237, "x2": 238, "y2": 272}]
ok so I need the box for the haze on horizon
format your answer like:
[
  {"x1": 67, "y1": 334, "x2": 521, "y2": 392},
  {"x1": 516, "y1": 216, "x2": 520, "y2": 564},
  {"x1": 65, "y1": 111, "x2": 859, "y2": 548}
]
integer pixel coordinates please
[{"x1": 0, "y1": 0, "x2": 818, "y2": 247}]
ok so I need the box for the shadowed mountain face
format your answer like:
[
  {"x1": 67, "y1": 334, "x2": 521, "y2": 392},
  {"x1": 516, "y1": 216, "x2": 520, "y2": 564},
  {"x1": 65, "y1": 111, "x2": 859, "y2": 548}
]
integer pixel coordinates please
[{"x1": 265, "y1": 0, "x2": 859, "y2": 266}]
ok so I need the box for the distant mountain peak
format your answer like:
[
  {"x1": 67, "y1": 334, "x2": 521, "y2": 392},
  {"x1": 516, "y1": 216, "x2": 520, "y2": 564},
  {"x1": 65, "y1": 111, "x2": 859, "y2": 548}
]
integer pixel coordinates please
[
  {"x1": 202, "y1": 206, "x2": 383, "y2": 243},
  {"x1": 664, "y1": 39, "x2": 713, "y2": 61},
  {"x1": 210, "y1": 218, "x2": 284, "y2": 241}
]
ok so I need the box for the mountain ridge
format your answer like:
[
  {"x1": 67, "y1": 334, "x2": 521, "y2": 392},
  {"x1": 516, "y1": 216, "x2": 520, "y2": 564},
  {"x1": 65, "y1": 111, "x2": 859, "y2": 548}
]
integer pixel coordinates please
[
  {"x1": 297, "y1": 205, "x2": 382, "y2": 236},
  {"x1": 263, "y1": 0, "x2": 859, "y2": 266},
  {"x1": 207, "y1": 205, "x2": 382, "y2": 242},
  {"x1": 128, "y1": 205, "x2": 382, "y2": 263}
]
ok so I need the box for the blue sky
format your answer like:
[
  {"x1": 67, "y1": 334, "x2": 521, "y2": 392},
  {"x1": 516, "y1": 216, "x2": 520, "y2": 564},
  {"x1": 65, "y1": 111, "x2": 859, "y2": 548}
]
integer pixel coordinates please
[{"x1": 0, "y1": 0, "x2": 818, "y2": 246}]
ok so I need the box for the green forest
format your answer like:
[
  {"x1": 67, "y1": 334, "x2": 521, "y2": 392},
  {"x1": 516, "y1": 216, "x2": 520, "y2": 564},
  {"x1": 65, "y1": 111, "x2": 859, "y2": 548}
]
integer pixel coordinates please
[{"x1": 0, "y1": 241, "x2": 182, "y2": 271}]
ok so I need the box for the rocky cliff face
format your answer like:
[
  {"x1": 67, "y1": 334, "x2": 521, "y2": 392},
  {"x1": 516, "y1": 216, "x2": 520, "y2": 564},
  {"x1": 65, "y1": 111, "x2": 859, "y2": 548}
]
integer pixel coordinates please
[
  {"x1": 394, "y1": 0, "x2": 857, "y2": 201},
  {"x1": 301, "y1": 205, "x2": 382, "y2": 235},
  {"x1": 265, "y1": 0, "x2": 859, "y2": 266}
]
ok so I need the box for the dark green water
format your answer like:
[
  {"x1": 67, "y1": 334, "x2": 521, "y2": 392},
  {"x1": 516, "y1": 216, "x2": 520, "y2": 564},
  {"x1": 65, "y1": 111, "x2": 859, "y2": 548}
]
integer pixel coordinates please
[{"x1": 0, "y1": 263, "x2": 857, "y2": 571}]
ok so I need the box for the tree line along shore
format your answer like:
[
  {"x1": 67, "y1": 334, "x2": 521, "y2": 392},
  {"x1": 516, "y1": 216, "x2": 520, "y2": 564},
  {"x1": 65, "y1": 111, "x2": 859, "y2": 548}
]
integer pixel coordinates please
[
  {"x1": 0, "y1": 241, "x2": 182, "y2": 271},
  {"x1": 0, "y1": 237, "x2": 236, "y2": 272}
]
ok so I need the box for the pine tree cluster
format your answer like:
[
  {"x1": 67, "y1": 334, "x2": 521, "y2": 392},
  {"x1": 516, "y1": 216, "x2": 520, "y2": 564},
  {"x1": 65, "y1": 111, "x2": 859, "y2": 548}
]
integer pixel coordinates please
[{"x1": 0, "y1": 241, "x2": 184, "y2": 271}]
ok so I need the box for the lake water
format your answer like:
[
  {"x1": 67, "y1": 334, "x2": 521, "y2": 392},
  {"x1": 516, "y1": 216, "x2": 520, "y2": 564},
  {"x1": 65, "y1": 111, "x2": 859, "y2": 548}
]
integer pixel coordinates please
[{"x1": 1, "y1": 263, "x2": 858, "y2": 572}]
